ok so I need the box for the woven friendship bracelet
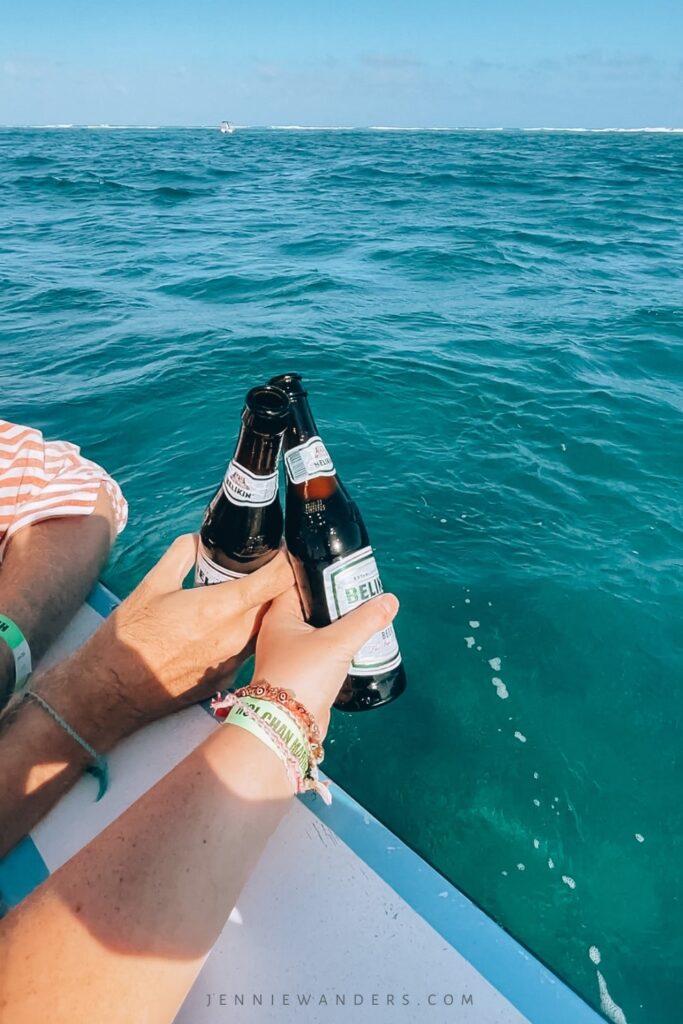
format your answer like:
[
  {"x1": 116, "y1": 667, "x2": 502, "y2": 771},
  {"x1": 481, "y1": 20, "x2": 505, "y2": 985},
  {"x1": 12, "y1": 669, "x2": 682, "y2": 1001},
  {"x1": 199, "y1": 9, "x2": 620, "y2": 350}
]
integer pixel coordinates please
[
  {"x1": 211, "y1": 691, "x2": 332, "y2": 804},
  {"x1": 216, "y1": 694, "x2": 303, "y2": 792},
  {"x1": 0, "y1": 613, "x2": 32, "y2": 691},
  {"x1": 26, "y1": 691, "x2": 109, "y2": 800},
  {"x1": 231, "y1": 696, "x2": 310, "y2": 775}
]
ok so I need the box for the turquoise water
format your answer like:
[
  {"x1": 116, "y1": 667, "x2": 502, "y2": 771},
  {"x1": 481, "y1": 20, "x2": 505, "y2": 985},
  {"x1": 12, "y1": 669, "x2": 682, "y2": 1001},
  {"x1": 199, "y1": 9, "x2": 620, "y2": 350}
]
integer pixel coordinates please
[{"x1": 2, "y1": 127, "x2": 682, "y2": 1022}]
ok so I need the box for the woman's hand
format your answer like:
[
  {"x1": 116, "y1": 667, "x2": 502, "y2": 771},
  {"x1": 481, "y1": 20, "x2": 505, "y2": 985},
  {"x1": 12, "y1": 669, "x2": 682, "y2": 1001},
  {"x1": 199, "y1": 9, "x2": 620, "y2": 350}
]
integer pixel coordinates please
[
  {"x1": 38, "y1": 534, "x2": 294, "y2": 740},
  {"x1": 251, "y1": 585, "x2": 399, "y2": 740}
]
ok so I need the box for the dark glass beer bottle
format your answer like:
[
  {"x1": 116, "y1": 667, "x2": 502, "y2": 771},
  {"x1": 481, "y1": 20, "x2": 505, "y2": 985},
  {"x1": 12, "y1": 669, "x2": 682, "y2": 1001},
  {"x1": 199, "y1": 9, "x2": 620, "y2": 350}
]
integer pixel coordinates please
[
  {"x1": 269, "y1": 372, "x2": 406, "y2": 711},
  {"x1": 195, "y1": 385, "x2": 289, "y2": 584}
]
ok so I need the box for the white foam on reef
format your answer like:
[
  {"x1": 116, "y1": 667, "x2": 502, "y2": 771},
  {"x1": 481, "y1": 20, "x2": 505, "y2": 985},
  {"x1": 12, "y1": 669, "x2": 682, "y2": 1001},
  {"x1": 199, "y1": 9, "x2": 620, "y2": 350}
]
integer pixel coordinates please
[
  {"x1": 514, "y1": 731, "x2": 527, "y2": 743},
  {"x1": 533, "y1": 839, "x2": 540, "y2": 849},
  {"x1": 86, "y1": 124, "x2": 161, "y2": 129},
  {"x1": 533, "y1": 771, "x2": 539, "y2": 779},
  {"x1": 28, "y1": 124, "x2": 163, "y2": 130},
  {"x1": 492, "y1": 677, "x2": 509, "y2": 699},
  {"x1": 270, "y1": 124, "x2": 354, "y2": 130},
  {"x1": 489, "y1": 657, "x2": 502, "y2": 671},
  {"x1": 524, "y1": 126, "x2": 683, "y2": 133},
  {"x1": 548, "y1": 857, "x2": 555, "y2": 868},
  {"x1": 469, "y1": 620, "x2": 480, "y2": 628},
  {"x1": 562, "y1": 875, "x2": 576, "y2": 889},
  {"x1": 597, "y1": 972, "x2": 629, "y2": 1024},
  {"x1": 589, "y1": 947, "x2": 630, "y2": 1023},
  {"x1": 465, "y1": 636, "x2": 476, "y2": 648}
]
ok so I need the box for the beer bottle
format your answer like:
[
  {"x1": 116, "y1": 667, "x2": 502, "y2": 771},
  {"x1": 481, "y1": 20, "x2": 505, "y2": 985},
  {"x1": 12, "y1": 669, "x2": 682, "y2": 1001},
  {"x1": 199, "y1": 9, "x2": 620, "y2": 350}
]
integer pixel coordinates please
[
  {"x1": 195, "y1": 385, "x2": 290, "y2": 585},
  {"x1": 269, "y1": 372, "x2": 406, "y2": 711}
]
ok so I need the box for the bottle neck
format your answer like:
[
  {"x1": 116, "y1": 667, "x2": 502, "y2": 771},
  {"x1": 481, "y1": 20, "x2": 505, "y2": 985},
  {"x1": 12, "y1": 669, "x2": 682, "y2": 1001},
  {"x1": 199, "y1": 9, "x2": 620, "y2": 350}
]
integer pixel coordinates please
[
  {"x1": 233, "y1": 426, "x2": 283, "y2": 476},
  {"x1": 284, "y1": 395, "x2": 319, "y2": 450},
  {"x1": 283, "y1": 395, "x2": 340, "y2": 500}
]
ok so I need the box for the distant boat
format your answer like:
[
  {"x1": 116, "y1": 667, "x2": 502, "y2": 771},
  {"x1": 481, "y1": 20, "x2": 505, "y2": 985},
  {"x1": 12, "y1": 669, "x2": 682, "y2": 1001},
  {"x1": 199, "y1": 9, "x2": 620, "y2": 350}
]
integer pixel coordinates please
[{"x1": 219, "y1": 121, "x2": 235, "y2": 134}]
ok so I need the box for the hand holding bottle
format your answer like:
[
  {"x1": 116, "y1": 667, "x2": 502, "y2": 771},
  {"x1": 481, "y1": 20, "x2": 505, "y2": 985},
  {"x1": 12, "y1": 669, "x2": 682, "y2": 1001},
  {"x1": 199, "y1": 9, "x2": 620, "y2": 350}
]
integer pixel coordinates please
[
  {"x1": 67, "y1": 534, "x2": 294, "y2": 732},
  {"x1": 251, "y1": 584, "x2": 400, "y2": 739}
]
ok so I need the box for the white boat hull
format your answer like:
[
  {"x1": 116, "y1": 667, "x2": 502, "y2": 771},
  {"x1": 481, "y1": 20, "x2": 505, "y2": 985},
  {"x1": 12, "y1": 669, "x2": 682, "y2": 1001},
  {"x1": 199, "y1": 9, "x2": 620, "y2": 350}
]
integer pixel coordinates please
[{"x1": 0, "y1": 585, "x2": 604, "y2": 1023}]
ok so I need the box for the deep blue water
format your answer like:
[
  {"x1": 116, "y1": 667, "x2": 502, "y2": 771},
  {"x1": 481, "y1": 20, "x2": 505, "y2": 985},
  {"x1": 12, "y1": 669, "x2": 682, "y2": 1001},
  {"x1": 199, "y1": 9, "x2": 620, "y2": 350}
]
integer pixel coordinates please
[{"x1": 2, "y1": 127, "x2": 682, "y2": 1023}]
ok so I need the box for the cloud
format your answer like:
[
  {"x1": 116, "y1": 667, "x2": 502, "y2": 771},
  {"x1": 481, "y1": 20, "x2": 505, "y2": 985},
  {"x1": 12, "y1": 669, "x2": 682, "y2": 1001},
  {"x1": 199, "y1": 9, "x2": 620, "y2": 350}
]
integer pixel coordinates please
[
  {"x1": 2, "y1": 58, "x2": 52, "y2": 80},
  {"x1": 360, "y1": 53, "x2": 424, "y2": 70}
]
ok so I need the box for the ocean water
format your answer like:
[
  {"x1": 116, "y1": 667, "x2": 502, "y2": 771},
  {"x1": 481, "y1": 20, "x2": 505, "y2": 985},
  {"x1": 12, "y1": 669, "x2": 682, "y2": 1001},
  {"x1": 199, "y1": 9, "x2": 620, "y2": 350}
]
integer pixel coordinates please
[{"x1": 2, "y1": 126, "x2": 682, "y2": 1022}]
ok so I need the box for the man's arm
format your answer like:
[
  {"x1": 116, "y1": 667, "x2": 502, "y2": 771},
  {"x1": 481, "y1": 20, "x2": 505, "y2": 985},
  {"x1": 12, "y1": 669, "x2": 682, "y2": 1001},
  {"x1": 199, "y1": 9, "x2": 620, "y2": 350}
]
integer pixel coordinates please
[
  {"x1": 0, "y1": 486, "x2": 116, "y2": 709},
  {"x1": 0, "y1": 537, "x2": 294, "y2": 858}
]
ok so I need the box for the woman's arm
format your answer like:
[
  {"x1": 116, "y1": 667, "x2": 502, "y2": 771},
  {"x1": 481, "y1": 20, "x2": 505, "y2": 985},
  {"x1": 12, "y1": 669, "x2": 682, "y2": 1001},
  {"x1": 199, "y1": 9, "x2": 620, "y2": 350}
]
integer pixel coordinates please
[
  {"x1": 1, "y1": 725, "x2": 293, "y2": 1024},
  {"x1": 0, "y1": 586, "x2": 398, "y2": 1024}
]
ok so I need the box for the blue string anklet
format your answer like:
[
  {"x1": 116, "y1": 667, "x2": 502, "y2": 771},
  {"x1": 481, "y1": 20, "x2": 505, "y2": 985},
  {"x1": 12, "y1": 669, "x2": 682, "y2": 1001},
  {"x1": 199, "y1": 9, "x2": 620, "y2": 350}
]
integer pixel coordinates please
[{"x1": 27, "y1": 691, "x2": 109, "y2": 800}]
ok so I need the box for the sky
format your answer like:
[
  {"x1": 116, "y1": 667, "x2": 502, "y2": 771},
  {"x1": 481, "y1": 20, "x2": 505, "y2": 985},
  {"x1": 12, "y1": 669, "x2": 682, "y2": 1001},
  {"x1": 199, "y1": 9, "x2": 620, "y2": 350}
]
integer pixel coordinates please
[{"x1": 2, "y1": 0, "x2": 682, "y2": 128}]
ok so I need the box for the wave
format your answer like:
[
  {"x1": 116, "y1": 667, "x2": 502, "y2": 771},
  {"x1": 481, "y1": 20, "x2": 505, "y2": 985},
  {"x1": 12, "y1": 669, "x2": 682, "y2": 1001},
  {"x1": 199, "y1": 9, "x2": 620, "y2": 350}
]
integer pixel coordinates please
[{"x1": 156, "y1": 270, "x2": 348, "y2": 303}]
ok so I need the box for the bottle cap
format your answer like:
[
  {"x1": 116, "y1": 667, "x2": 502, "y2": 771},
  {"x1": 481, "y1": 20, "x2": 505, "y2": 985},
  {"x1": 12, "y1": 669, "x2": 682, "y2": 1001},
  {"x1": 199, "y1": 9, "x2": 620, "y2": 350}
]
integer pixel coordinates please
[
  {"x1": 269, "y1": 372, "x2": 307, "y2": 398},
  {"x1": 243, "y1": 385, "x2": 290, "y2": 434}
]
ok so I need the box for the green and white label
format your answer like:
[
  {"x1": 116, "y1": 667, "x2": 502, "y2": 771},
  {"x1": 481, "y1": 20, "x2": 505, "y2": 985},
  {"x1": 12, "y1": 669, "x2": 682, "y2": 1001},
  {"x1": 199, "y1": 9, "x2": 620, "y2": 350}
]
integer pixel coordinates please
[
  {"x1": 285, "y1": 436, "x2": 335, "y2": 484},
  {"x1": 194, "y1": 543, "x2": 246, "y2": 586},
  {"x1": 223, "y1": 460, "x2": 278, "y2": 508},
  {"x1": 322, "y1": 545, "x2": 401, "y2": 676}
]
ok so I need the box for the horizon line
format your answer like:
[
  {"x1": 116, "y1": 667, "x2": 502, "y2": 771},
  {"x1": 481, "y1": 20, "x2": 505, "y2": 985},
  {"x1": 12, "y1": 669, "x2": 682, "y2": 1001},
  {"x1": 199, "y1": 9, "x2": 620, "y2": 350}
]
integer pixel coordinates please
[{"x1": 2, "y1": 123, "x2": 683, "y2": 133}]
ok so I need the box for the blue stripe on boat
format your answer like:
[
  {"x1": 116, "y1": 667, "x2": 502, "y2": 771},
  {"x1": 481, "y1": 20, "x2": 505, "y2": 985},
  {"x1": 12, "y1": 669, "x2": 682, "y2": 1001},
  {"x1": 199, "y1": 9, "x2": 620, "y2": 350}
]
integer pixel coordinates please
[
  {"x1": 86, "y1": 582, "x2": 119, "y2": 619},
  {"x1": 0, "y1": 836, "x2": 49, "y2": 915},
  {"x1": 302, "y1": 786, "x2": 604, "y2": 1024}
]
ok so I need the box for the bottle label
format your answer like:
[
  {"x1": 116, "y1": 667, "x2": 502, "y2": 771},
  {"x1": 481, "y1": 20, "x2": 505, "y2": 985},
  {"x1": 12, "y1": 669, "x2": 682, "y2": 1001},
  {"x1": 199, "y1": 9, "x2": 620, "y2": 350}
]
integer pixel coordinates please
[
  {"x1": 195, "y1": 543, "x2": 246, "y2": 586},
  {"x1": 222, "y1": 460, "x2": 279, "y2": 508},
  {"x1": 284, "y1": 436, "x2": 335, "y2": 484},
  {"x1": 322, "y1": 546, "x2": 402, "y2": 676}
]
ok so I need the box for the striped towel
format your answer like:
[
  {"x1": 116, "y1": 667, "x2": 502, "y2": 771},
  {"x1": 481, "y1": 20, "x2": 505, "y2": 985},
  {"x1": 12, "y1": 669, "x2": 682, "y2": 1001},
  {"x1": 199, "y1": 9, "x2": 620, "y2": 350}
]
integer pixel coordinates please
[{"x1": 0, "y1": 419, "x2": 127, "y2": 561}]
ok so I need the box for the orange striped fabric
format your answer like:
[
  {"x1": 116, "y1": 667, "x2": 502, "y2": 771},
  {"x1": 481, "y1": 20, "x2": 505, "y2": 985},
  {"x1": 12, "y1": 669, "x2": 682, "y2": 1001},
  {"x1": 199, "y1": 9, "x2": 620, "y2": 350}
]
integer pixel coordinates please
[{"x1": 0, "y1": 419, "x2": 127, "y2": 560}]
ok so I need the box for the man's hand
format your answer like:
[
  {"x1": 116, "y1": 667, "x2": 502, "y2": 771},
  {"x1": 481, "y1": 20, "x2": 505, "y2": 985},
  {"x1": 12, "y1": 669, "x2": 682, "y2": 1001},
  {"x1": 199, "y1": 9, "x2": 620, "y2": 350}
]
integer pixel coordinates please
[
  {"x1": 63, "y1": 533, "x2": 295, "y2": 736},
  {"x1": 0, "y1": 535, "x2": 293, "y2": 857}
]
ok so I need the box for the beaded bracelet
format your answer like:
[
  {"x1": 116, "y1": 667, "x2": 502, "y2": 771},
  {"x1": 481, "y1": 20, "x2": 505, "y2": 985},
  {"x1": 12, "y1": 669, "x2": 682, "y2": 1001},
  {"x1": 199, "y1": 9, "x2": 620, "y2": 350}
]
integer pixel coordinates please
[{"x1": 234, "y1": 681, "x2": 324, "y2": 762}]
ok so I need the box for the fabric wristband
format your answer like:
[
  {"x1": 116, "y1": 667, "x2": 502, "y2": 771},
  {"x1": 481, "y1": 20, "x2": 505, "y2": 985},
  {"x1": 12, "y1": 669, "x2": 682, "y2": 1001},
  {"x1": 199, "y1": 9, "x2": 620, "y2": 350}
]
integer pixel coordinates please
[
  {"x1": 0, "y1": 613, "x2": 32, "y2": 691},
  {"x1": 227, "y1": 697, "x2": 310, "y2": 775},
  {"x1": 26, "y1": 691, "x2": 109, "y2": 800}
]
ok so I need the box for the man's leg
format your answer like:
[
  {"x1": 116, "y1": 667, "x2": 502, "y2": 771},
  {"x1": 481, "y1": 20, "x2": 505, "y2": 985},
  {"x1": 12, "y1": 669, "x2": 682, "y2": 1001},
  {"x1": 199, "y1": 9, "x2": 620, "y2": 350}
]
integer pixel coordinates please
[{"x1": 0, "y1": 486, "x2": 117, "y2": 710}]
